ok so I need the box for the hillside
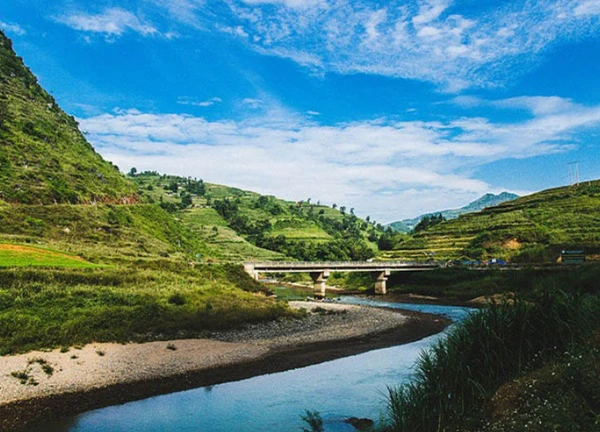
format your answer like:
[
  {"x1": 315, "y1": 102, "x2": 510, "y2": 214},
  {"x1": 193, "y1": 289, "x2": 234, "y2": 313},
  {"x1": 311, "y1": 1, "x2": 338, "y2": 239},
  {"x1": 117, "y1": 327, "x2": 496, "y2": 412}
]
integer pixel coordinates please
[
  {"x1": 388, "y1": 192, "x2": 519, "y2": 232},
  {"x1": 381, "y1": 181, "x2": 600, "y2": 262},
  {"x1": 0, "y1": 30, "x2": 137, "y2": 204},
  {"x1": 0, "y1": 31, "x2": 300, "y2": 355},
  {"x1": 131, "y1": 172, "x2": 382, "y2": 262}
]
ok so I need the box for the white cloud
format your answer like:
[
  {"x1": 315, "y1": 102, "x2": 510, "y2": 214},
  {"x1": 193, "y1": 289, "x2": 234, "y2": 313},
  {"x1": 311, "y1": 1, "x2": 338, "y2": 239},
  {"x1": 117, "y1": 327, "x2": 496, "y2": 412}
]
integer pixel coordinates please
[
  {"x1": 574, "y1": 0, "x2": 600, "y2": 17},
  {"x1": 177, "y1": 97, "x2": 223, "y2": 107},
  {"x1": 0, "y1": 21, "x2": 26, "y2": 36},
  {"x1": 241, "y1": 98, "x2": 263, "y2": 109},
  {"x1": 241, "y1": 0, "x2": 328, "y2": 10},
  {"x1": 79, "y1": 96, "x2": 600, "y2": 221},
  {"x1": 169, "y1": 0, "x2": 600, "y2": 91},
  {"x1": 54, "y1": 8, "x2": 158, "y2": 38}
]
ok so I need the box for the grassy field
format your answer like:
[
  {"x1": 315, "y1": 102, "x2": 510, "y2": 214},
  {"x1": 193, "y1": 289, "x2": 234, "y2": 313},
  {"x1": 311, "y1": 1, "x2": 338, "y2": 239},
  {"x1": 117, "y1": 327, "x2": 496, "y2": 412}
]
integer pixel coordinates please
[
  {"x1": 386, "y1": 265, "x2": 600, "y2": 301},
  {"x1": 0, "y1": 243, "x2": 99, "y2": 269},
  {"x1": 385, "y1": 180, "x2": 600, "y2": 263},
  {"x1": 0, "y1": 263, "x2": 298, "y2": 355}
]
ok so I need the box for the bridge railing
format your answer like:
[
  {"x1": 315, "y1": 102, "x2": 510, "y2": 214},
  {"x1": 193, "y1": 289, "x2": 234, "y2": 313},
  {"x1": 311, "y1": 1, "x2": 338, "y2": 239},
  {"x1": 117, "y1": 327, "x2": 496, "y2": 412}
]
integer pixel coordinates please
[{"x1": 248, "y1": 261, "x2": 440, "y2": 268}]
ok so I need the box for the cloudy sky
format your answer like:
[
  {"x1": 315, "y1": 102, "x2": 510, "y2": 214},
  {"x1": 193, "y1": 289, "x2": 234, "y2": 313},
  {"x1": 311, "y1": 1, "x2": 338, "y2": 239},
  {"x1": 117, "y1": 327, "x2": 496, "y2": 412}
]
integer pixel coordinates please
[{"x1": 2, "y1": 0, "x2": 600, "y2": 222}]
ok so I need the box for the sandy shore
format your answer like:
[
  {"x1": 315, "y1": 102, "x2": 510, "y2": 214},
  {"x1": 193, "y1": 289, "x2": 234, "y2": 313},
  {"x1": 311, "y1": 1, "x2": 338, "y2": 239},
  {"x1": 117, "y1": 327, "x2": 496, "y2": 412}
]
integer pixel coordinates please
[{"x1": 0, "y1": 301, "x2": 449, "y2": 431}]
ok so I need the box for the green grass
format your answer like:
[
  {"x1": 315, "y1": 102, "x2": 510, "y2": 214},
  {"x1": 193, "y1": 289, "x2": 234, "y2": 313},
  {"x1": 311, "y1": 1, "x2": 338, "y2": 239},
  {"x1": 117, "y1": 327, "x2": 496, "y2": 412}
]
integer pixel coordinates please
[
  {"x1": 0, "y1": 243, "x2": 99, "y2": 268},
  {"x1": 473, "y1": 346, "x2": 600, "y2": 432},
  {"x1": 387, "y1": 265, "x2": 600, "y2": 301},
  {"x1": 0, "y1": 203, "x2": 211, "y2": 263},
  {"x1": 0, "y1": 263, "x2": 298, "y2": 355}
]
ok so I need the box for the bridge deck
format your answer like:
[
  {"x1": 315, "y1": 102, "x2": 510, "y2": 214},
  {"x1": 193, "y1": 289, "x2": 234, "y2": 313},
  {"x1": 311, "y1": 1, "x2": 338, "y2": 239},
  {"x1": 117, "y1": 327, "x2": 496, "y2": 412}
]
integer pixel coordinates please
[{"x1": 248, "y1": 261, "x2": 440, "y2": 273}]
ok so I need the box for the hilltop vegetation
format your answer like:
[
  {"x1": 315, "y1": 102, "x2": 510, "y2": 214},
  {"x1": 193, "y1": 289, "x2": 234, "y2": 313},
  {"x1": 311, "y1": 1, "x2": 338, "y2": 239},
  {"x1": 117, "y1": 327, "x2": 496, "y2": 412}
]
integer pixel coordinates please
[
  {"x1": 0, "y1": 31, "x2": 137, "y2": 205},
  {"x1": 382, "y1": 181, "x2": 600, "y2": 262},
  {"x1": 131, "y1": 171, "x2": 384, "y2": 262}
]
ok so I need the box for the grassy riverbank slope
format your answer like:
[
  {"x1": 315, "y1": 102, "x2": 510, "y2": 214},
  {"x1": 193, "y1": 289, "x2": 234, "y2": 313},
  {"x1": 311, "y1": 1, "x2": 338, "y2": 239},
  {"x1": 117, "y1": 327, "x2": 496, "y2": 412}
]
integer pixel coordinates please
[
  {"x1": 381, "y1": 274, "x2": 600, "y2": 432},
  {"x1": 0, "y1": 262, "x2": 293, "y2": 355}
]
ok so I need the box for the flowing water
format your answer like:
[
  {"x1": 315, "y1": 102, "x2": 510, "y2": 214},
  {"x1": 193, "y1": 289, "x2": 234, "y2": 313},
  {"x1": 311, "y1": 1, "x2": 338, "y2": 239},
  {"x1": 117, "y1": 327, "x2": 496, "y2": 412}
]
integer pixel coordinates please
[{"x1": 31, "y1": 297, "x2": 473, "y2": 432}]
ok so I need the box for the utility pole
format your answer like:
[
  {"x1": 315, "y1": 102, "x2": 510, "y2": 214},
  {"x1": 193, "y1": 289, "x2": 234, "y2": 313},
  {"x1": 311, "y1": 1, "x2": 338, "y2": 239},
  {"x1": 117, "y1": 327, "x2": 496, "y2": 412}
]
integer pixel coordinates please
[{"x1": 568, "y1": 161, "x2": 580, "y2": 186}]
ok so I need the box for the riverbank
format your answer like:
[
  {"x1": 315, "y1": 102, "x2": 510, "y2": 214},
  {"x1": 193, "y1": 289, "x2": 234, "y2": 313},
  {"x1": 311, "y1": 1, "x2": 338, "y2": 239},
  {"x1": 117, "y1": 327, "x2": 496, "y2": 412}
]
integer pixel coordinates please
[{"x1": 0, "y1": 300, "x2": 450, "y2": 431}]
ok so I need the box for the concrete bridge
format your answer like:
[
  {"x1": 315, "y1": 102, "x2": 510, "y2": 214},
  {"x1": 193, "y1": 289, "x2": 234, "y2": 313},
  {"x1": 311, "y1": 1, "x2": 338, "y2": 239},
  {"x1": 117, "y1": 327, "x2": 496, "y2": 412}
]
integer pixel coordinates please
[{"x1": 244, "y1": 261, "x2": 440, "y2": 296}]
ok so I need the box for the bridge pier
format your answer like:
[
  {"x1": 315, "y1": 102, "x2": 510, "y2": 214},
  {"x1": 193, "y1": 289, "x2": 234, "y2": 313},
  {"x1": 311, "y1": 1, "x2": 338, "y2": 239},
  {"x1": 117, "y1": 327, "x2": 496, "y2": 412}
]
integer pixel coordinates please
[
  {"x1": 310, "y1": 270, "x2": 330, "y2": 297},
  {"x1": 374, "y1": 270, "x2": 390, "y2": 295},
  {"x1": 243, "y1": 263, "x2": 259, "y2": 281}
]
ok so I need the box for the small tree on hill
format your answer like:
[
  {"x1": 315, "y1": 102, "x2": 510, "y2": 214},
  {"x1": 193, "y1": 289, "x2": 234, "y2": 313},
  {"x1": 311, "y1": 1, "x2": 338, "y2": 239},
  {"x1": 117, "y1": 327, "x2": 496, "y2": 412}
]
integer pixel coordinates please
[{"x1": 414, "y1": 213, "x2": 445, "y2": 233}]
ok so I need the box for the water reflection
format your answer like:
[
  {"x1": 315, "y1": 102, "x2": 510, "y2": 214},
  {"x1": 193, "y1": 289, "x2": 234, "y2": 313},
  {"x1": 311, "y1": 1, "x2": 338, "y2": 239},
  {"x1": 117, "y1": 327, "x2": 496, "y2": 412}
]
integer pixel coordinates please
[{"x1": 29, "y1": 298, "x2": 473, "y2": 432}]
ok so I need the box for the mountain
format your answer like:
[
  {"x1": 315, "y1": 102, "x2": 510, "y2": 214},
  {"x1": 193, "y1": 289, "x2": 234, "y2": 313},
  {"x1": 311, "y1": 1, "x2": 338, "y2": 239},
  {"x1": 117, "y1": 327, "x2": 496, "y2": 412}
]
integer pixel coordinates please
[
  {"x1": 380, "y1": 181, "x2": 600, "y2": 262},
  {"x1": 0, "y1": 30, "x2": 137, "y2": 204},
  {"x1": 388, "y1": 192, "x2": 519, "y2": 232}
]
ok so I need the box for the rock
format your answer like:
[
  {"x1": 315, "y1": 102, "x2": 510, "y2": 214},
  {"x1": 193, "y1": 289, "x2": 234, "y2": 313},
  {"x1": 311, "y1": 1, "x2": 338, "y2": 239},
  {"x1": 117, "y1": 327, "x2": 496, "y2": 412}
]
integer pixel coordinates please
[{"x1": 344, "y1": 417, "x2": 374, "y2": 431}]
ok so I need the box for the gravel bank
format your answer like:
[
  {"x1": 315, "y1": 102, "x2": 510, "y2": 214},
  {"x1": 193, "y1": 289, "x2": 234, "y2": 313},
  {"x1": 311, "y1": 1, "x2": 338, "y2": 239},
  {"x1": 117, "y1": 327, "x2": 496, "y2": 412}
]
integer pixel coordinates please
[{"x1": 0, "y1": 300, "x2": 449, "y2": 431}]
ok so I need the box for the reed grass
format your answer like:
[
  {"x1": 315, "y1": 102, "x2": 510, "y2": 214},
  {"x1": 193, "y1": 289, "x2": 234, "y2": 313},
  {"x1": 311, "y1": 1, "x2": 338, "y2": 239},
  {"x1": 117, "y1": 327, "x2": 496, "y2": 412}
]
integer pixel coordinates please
[{"x1": 383, "y1": 286, "x2": 600, "y2": 431}]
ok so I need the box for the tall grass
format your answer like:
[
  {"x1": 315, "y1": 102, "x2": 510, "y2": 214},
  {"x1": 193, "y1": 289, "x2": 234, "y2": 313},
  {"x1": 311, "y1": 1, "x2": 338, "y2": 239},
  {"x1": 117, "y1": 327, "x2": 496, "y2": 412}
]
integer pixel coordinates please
[{"x1": 383, "y1": 288, "x2": 600, "y2": 431}]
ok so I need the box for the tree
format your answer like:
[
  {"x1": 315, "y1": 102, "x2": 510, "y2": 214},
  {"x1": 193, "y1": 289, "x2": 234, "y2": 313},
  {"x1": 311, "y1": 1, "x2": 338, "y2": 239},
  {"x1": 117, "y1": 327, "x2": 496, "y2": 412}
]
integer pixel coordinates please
[
  {"x1": 167, "y1": 181, "x2": 178, "y2": 193},
  {"x1": 128, "y1": 167, "x2": 137, "y2": 177},
  {"x1": 332, "y1": 203, "x2": 337, "y2": 210},
  {"x1": 340, "y1": 206, "x2": 346, "y2": 215},
  {"x1": 180, "y1": 193, "x2": 193, "y2": 209},
  {"x1": 414, "y1": 213, "x2": 445, "y2": 233}
]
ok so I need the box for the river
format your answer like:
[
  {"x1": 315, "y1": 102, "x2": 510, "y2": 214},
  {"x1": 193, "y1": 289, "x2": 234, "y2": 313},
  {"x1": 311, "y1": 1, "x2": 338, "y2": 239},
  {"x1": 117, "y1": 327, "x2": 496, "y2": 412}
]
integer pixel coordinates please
[{"x1": 31, "y1": 296, "x2": 473, "y2": 432}]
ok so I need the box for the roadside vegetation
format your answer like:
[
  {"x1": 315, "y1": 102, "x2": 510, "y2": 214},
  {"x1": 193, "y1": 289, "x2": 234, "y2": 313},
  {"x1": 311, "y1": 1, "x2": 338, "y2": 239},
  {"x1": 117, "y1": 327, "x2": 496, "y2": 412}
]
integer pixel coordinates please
[{"x1": 387, "y1": 265, "x2": 600, "y2": 301}]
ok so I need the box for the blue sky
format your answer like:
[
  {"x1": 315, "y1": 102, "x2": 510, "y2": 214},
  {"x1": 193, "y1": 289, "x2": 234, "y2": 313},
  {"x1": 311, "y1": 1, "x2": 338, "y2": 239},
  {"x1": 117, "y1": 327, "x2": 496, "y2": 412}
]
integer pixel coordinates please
[{"x1": 2, "y1": 0, "x2": 600, "y2": 222}]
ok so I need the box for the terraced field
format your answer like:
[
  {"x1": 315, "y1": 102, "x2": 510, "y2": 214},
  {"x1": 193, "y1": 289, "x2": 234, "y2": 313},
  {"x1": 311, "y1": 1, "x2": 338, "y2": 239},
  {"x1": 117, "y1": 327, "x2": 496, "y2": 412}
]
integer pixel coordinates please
[
  {"x1": 387, "y1": 181, "x2": 600, "y2": 262},
  {"x1": 132, "y1": 173, "x2": 379, "y2": 261}
]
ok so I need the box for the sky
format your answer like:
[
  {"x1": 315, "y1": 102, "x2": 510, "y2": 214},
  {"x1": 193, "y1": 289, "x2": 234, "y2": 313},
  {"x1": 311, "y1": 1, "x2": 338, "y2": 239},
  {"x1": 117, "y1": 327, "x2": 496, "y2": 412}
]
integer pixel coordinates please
[{"x1": 1, "y1": 0, "x2": 600, "y2": 223}]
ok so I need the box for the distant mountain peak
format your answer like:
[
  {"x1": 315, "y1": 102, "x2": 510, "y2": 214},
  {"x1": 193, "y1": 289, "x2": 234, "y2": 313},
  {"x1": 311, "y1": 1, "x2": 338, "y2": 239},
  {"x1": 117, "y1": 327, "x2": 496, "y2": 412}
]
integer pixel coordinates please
[{"x1": 387, "y1": 192, "x2": 519, "y2": 232}]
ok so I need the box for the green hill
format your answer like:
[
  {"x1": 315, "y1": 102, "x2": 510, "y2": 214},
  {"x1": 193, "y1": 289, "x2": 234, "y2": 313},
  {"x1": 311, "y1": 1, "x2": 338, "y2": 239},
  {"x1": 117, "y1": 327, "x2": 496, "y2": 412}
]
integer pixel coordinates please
[
  {"x1": 131, "y1": 172, "x2": 382, "y2": 262},
  {"x1": 0, "y1": 30, "x2": 137, "y2": 204},
  {"x1": 381, "y1": 182, "x2": 600, "y2": 262},
  {"x1": 388, "y1": 192, "x2": 519, "y2": 233},
  {"x1": 0, "y1": 31, "x2": 299, "y2": 354}
]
